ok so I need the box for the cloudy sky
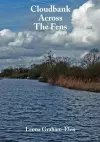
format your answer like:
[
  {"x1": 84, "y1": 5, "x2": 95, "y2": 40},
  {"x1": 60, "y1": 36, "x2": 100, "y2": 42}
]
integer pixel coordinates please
[{"x1": 0, "y1": 0, "x2": 100, "y2": 69}]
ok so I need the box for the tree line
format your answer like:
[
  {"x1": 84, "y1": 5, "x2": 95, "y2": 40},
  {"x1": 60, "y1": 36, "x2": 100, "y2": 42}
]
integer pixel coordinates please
[{"x1": 0, "y1": 48, "x2": 100, "y2": 83}]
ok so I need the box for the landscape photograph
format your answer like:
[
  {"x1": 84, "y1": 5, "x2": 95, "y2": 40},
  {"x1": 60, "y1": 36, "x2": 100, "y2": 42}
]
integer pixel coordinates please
[{"x1": 0, "y1": 0, "x2": 100, "y2": 141}]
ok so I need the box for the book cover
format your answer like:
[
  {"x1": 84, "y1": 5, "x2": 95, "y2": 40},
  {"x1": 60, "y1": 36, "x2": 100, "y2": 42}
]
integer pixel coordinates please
[{"x1": 0, "y1": 0, "x2": 100, "y2": 142}]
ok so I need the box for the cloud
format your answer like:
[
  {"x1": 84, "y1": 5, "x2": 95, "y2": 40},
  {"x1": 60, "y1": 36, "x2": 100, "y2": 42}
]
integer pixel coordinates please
[
  {"x1": 91, "y1": 0, "x2": 100, "y2": 5},
  {"x1": 0, "y1": 29, "x2": 69, "y2": 69},
  {"x1": 43, "y1": 31, "x2": 68, "y2": 45},
  {"x1": 0, "y1": 29, "x2": 16, "y2": 46},
  {"x1": 0, "y1": 0, "x2": 100, "y2": 69},
  {"x1": 69, "y1": 0, "x2": 100, "y2": 46}
]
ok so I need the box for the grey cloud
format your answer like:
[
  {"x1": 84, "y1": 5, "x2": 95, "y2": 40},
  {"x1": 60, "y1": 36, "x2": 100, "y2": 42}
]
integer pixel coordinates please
[{"x1": 91, "y1": 0, "x2": 100, "y2": 5}]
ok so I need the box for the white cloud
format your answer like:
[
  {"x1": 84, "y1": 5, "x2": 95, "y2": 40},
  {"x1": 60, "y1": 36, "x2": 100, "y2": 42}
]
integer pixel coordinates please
[
  {"x1": 0, "y1": 0, "x2": 100, "y2": 69},
  {"x1": 69, "y1": 1, "x2": 93, "y2": 45},
  {"x1": 0, "y1": 29, "x2": 16, "y2": 46},
  {"x1": 43, "y1": 31, "x2": 68, "y2": 45},
  {"x1": 69, "y1": 0, "x2": 100, "y2": 46}
]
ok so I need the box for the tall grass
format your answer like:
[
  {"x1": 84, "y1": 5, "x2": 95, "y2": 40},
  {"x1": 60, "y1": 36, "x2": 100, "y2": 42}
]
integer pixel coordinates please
[{"x1": 48, "y1": 76, "x2": 100, "y2": 93}]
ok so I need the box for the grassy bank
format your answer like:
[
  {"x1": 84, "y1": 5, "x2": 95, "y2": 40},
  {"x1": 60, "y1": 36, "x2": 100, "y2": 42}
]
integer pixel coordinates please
[
  {"x1": 48, "y1": 76, "x2": 100, "y2": 93},
  {"x1": 1, "y1": 49, "x2": 100, "y2": 93}
]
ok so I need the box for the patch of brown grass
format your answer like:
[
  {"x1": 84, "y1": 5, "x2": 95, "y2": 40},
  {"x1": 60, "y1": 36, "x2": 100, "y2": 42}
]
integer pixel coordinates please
[{"x1": 48, "y1": 76, "x2": 100, "y2": 93}]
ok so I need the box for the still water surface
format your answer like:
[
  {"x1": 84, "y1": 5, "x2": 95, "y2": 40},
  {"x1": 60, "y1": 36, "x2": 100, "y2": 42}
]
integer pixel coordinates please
[{"x1": 0, "y1": 79, "x2": 100, "y2": 142}]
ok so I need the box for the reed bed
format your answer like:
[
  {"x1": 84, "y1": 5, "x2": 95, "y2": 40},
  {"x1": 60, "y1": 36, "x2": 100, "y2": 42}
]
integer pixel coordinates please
[{"x1": 48, "y1": 76, "x2": 100, "y2": 93}]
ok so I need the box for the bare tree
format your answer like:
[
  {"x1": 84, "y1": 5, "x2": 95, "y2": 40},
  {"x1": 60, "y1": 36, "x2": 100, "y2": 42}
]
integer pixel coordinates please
[
  {"x1": 82, "y1": 48, "x2": 100, "y2": 67},
  {"x1": 43, "y1": 51, "x2": 56, "y2": 67}
]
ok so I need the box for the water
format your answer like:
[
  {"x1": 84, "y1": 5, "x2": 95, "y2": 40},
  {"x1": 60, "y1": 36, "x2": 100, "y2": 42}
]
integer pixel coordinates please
[{"x1": 0, "y1": 79, "x2": 100, "y2": 142}]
